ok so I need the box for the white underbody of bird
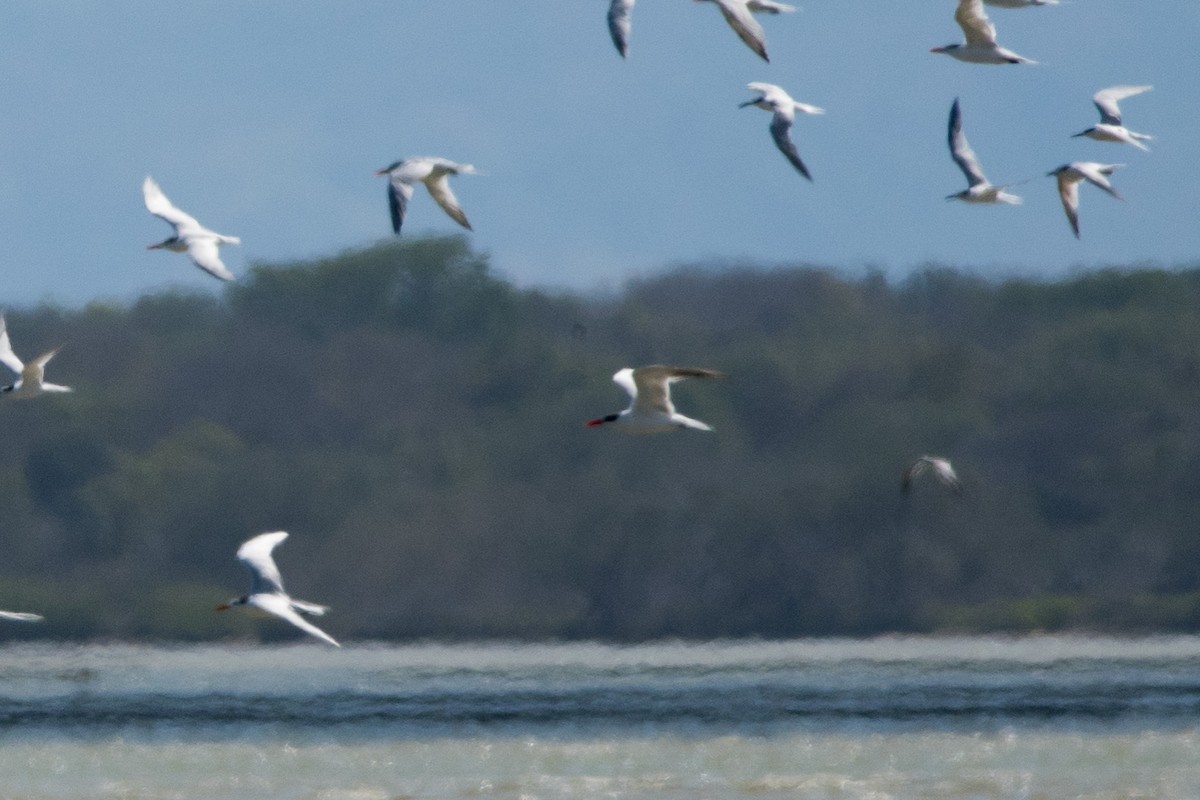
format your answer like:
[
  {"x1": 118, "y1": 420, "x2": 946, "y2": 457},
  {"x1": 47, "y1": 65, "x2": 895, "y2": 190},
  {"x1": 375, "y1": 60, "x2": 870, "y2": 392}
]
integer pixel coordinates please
[
  {"x1": 945, "y1": 98, "x2": 1021, "y2": 205},
  {"x1": 143, "y1": 176, "x2": 240, "y2": 282},
  {"x1": 1072, "y1": 85, "x2": 1153, "y2": 151},
  {"x1": 932, "y1": 0, "x2": 1034, "y2": 64},
  {"x1": 0, "y1": 314, "x2": 71, "y2": 399},
  {"x1": 375, "y1": 157, "x2": 476, "y2": 235},
  {"x1": 740, "y1": 82, "x2": 824, "y2": 181},
  {"x1": 216, "y1": 531, "x2": 339, "y2": 646},
  {"x1": 587, "y1": 365, "x2": 725, "y2": 433}
]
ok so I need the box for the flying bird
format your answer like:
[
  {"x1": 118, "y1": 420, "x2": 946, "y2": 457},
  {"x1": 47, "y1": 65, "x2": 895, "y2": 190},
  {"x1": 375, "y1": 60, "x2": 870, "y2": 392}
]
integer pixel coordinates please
[
  {"x1": 983, "y1": 0, "x2": 1058, "y2": 6},
  {"x1": 0, "y1": 611, "x2": 43, "y2": 622},
  {"x1": 1048, "y1": 162, "x2": 1124, "y2": 239},
  {"x1": 375, "y1": 157, "x2": 477, "y2": 235},
  {"x1": 0, "y1": 315, "x2": 71, "y2": 399},
  {"x1": 143, "y1": 177, "x2": 241, "y2": 282},
  {"x1": 1072, "y1": 85, "x2": 1153, "y2": 151},
  {"x1": 587, "y1": 365, "x2": 725, "y2": 433},
  {"x1": 945, "y1": 98, "x2": 1021, "y2": 204},
  {"x1": 902, "y1": 456, "x2": 963, "y2": 494},
  {"x1": 740, "y1": 82, "x2": 825, "y2": 181},
  {"x1": 608, "y1": 0, "x2": 635, "y2": 57},
  {"x1": 215, "y1": 531, "x2": 339, "y2": 647},
  {"x1": 693, "y1": 0, "x2": 796, "y2": 63},
  {"x1": 931, "y1": 0, "x2": 1035, "y2": 64}
]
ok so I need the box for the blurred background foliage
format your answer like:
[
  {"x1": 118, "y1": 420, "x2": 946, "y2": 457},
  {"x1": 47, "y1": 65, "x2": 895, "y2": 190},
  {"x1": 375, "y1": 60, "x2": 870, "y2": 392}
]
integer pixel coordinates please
[{"x1": 3, "y1": 236, "x2": 1200, "y2": 642}]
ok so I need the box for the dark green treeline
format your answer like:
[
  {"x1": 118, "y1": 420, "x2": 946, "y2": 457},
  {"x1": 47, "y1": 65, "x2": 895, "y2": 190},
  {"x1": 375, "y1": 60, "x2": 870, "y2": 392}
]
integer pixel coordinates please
[{"x1": 4, "y1": 236, "x2": 1200, "y2": 642}]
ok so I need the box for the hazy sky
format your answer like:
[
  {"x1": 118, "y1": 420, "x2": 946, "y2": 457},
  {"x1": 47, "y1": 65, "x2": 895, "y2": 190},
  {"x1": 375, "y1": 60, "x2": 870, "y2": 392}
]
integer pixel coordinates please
[{"x1": 1, "y1": 2, "x2": 1196, "y2": 306}]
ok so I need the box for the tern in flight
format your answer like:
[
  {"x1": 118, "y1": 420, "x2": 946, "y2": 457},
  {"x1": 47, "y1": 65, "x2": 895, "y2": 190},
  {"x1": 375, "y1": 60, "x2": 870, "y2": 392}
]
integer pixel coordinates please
[
  {"x1": 216, "y1": 531, "x2": 339, "y2": 647},
  {"x1": 1072, "y1": 85, "x2": 1153, "y2": 151},
  {"x1": 375, "y1": 157, "x2": 477, "y2": 235},
  {"x1": 945, "y1": 98, "x2": 1021, "y2": 204},
  {"x1": 931, "y1": 0, "x2": 1035, "y2": 64},
  {"x1": 902, "y1": 456, "x2": 963, "y2": 494},
  {"x1": 740, "y1": 82, "x2": 824, "y2": 181},
  {"x1": 1048, "y1": 162, "x2": 1124, "y2": 239},
  {"x1": 143, "y1": 177, "x2": 241, "y2": 282},
  {"x1": 694, "y1": 0, "x2": 795, "y2": 63},
  {"x1": 0, "y1": 315, "x2": 70, "y2": 399},
  {"x1": 587, "y1": 365, "x2": 725, "y2": 433}
]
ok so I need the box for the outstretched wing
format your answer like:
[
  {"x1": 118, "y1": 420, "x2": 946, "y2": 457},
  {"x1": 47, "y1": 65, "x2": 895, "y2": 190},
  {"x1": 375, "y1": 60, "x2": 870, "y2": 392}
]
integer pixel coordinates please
[
  {"x1": 746, "y1": 0, "x2": 795, "y2": 12},
  {"x1": 425, "y1": 174, "x2": 473, "y2": 231},
  {"x1": 186, "y1": 239, "x2": 236, "y2": 282},
  {"x1": 1074, "y1": 162, "x2": 1123, "y2": 199},
  {"x1": 387, "y1": 175, "x2": 414, "y2": 234},
  {"x1": 1093, "y1": 85, "x2": 1151, "y2": 126},
  {"x1": 948, "y1": 98, "x2": 987, "y2": 188},
  {"x1": 631, "y1": 365, "x2": 724, "y2": 415},
  {"x1": 251, "y1": 593, "x2": 340, "y2": 647},
  {"x1": 608, "y1": 0, "x2": 634, "y2": 57},
  {"x1": 712, "y1": 0, "x2": 770, "y2": 62},
  {"x1": 770, "y1": 111, "x2": 811, "y2": 180},
  {"x1": 23, "y1": 346, "x2": 62, "y2": 389},
  {"x1": 237, "y1": 531, "x2": 289, "y2": 595},
  {"x1": 143, "y1": 176, "x2": 202, "y2": 234},
  {"x1": 955, "y1": 0, "x2": 998, "y2": 47},
  {"x1": 0, "y1": 315, "x2": 24, "y2": 376},
  {"x1": 1055, "y1": 172, "x2": 1082, "y2": 239}
]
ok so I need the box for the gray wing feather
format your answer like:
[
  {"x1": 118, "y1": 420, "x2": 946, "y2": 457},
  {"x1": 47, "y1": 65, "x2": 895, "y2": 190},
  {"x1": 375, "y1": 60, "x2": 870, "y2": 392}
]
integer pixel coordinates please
[
  {"x1": 770, "y1": 112, "x2": 811, "y2": 180},
  {"x1": 948, "y1": 99, "x2": 987, "y2": 187},
  {"x1": 388, "y1": 178, "x2": 413, "y2": 234},
  {"x1": 608, "y1": 0, "x2": 634, "y2": 57}
]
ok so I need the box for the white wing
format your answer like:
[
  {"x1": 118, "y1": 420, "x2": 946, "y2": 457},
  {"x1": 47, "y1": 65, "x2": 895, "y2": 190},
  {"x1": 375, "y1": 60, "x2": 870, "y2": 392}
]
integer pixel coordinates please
[
  {"x1": 612, "y1": 367, "x2": 639, "y2": 402},
  {"x1": 143, "y1": 176, "x2": 202, "y2": 234},
  {"x1": 948, "y1": 99, "x2": 988, "y2": 188},
  {"x1": 746, "y1": 0, "x2": 795, "y2": 12},
  {"x1": 608, "y1": 0, "x2": 634, "y2": 57},
  {"x1": 1093, "y1": 85, "x2": 1151, "y2": 126},
  {"x1": 186, "y1": 239, "x2": 237, "y2": 282},
  {"x1": 711, "y1": 0, "x2": 770, "y2": 61},
  {"x1": 22, "y1": 346, "x2": 62, "y2": 390},
  {"x1": 955, "y1": 0, "x2": 998, "y2": 47},
  {"x1": 424, "y1": 174, "x2": 473, "y2": 231},
  {"x1": 1055, "y1": 171, "x2": 1082, "y2": 238},
  {"x1": 237, "y1": 531, "x2": 289, "y2": 595},
  {"x1": 0, "y1": 315, "x2": 24, "y2": 376},
  {"x1": 746, "y1": 81, "x2": 787, "y2": 106},
  {"x1": 1073, "y1": 162, "x2": 1123, "y2": 199},
  {"x1": 250, "y1": 593, "x2": 339, "y2": 647},
  {"x1": 0, "y1": 610, "x2": 43, "y2": 622},
  {"x1": 630, "y1": 365, "x2": 724, "y2": 415}
]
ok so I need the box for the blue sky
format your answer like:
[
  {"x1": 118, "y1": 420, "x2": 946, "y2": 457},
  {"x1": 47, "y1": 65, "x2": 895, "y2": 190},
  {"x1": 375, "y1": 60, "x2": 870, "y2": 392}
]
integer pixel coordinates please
[{"x1": 1, "y1": 2, "x2": 1196, "y2": 306}]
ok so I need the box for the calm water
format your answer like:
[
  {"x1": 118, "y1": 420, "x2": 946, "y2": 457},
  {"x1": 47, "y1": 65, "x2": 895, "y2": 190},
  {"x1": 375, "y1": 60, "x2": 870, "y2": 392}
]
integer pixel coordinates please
[{"x1": 2, "y1": 636, "x2": 1199, "y2": 799}]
